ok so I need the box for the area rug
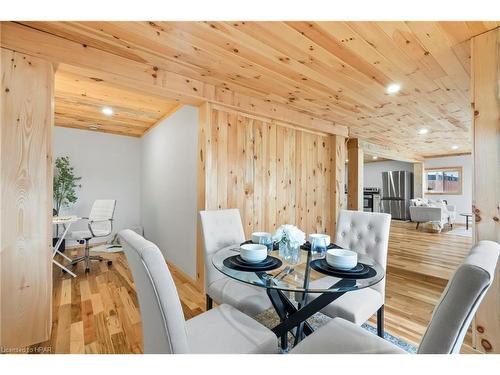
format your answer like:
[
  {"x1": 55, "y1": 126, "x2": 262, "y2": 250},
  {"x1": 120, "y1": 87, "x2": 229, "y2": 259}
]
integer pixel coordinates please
[
  {"x1": 254, "y1": 308, "x2": 417, "y2": 354},
  {"x1": 446, "y1": 228, "x2": 472, "y2": 237}
]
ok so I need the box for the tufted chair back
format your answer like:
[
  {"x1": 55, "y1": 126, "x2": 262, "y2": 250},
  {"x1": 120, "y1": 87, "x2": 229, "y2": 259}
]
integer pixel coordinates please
[
  {"x1": 199, "y1": 209, "x2": 246, "y2": 288},
  {"x1": 335, "y1": 210, "x2": 392, "y2": 295}
]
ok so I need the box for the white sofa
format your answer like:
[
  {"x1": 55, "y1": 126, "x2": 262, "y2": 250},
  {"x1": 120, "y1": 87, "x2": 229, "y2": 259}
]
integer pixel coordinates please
[{"x1": 409, "y1": 198, "x2": 456, "y2": 231}]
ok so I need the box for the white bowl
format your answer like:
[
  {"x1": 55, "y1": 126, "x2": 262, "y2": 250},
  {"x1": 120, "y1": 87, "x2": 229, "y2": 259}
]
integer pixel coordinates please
[
  {"x1": 240, "y1": 244, "x2": 268, "y2": 263},
  {"x1": 326, "y1": 249, "x2": 358, "y2": 270},
  {"x1": 251, "y1": 232, "x2": 272, "y2": 244},
  {"x1": 308, "y1": 233, "x2": 331, "y2": 246}
]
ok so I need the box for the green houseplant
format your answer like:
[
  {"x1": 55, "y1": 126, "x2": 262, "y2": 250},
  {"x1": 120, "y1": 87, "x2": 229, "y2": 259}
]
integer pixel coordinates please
[{"x1": 53, "y1": 156, "x2": 81, "y2": 249}]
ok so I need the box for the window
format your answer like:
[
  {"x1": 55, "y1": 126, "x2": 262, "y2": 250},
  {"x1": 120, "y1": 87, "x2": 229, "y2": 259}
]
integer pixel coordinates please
[{"x1": 425, "y1": 167, "x2": 462, "y2": 195}]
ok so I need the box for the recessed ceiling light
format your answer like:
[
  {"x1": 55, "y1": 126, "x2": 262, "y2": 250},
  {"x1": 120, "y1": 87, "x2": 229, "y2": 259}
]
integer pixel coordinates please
[
  {"x1": 345, "y1": 159, "x2": 349, "y2": 163},
  {"x1": 372, "y1": 156, "x2": 378, "y2": 160},
  {"x1": 451, "y1": 145, "x2": 459, "y2": 150},
  {"x1": 386, "y1": 83, "x2": 401, "y2": 94},
  {"x1": 418, "y1": 128, "x2": 429, "y2": 135},
  {"x1": 102, "y1": 107, "x2": 114, "y2": 116}
]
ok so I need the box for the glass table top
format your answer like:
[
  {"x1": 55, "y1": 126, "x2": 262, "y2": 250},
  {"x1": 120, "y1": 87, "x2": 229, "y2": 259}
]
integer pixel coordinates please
[{"x1": 212, "y1": 244, "x2": 385, "y2": 294}]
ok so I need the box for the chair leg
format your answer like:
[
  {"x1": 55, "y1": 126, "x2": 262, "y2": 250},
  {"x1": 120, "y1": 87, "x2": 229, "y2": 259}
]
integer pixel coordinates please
[
  {"x1": 69, "y1": 238, "x2": 112, "y2": 273},
  {"x1": 416, "y1": 222, "x2": 420, "y2": 230},
  {"x1": 377, "y1": 305, "x2": 385, "y2": 338},
  {"x1": 206, "y1": 294, "x2": 213, "y2": 311}
]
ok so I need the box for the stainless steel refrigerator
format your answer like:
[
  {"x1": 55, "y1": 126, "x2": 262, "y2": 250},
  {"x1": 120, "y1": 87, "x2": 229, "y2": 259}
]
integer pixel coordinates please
[{"x1": 381, "y1": 171, "x2": 414, "y2": 220}]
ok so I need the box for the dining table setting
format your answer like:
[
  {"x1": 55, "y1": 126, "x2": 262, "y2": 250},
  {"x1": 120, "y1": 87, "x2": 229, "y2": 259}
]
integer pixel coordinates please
[{"x1": 211, "y1": 224, "x2": 385, "y2": 352}]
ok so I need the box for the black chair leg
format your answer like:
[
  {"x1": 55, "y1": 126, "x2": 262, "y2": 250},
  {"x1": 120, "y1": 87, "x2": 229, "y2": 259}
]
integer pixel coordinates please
[
  {"x1": 206, "y1": 294, "x2": 213, "y2": 311},
  {"x1": 416, "y1": 222, "x2": 420, "y2": 230},
  {"x1": 377, "y1": 305, "x2": 384, "y2": 338}
]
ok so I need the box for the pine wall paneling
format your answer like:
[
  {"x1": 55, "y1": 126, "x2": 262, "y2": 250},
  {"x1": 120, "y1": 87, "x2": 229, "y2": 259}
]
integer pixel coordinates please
[
  {"x1": 470, "y1": 27, "x2": 500, "y2": 354},
  {"x1": 200, "y1": 104, "x2": 341, "y2": 241},
  {"x1": 1, "y1": 49, "x2": 54, "y2": 349}
]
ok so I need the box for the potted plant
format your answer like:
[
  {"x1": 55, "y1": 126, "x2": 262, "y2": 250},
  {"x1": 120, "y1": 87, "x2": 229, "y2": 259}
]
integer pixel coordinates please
[
  {"x1": 273, "y1": 224, "x2": 306, "y2": 264},
  {"x1": 53, "y1": 156, "x2": 81, "y2": 251}
]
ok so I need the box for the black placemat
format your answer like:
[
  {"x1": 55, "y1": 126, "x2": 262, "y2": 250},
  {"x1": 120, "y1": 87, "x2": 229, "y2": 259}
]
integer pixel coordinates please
[
  {"x1": 300, "y1": 242, "x2": 342, "y2": 251},
  {"x1": 240, "y1": 239, "x2": 279, "y2": 251},
  {"x1": 223, "y1": 254, "x2": 282, "y2": 272},
  {"x1": 310, "y1": 258, "x2": 376, "y2": 279}
]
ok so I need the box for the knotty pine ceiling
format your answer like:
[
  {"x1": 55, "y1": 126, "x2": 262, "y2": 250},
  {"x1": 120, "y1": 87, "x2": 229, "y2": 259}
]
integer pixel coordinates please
[
  {"x1": 24, "y1": 21, "x2": 499, "y2": 153},
  {"x1": 55, "y1": 68, "x2": 180, "y2": 137}
]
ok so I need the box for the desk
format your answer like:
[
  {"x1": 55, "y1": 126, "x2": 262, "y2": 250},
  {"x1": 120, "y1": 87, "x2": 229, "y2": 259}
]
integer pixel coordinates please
[{"x1": 52, "y1": 216, "x2": 81, "y2": 277}]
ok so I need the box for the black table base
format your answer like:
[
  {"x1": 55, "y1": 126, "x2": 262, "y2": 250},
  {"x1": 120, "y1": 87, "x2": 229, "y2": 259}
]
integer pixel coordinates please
[{"x1": 264, "y1": 276, "x2": 363, "y2": 351}]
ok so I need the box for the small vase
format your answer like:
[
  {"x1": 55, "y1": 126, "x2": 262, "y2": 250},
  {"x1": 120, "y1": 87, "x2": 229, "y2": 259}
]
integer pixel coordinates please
[{"x1": 279, "y1": 241, "x2": 300, "y2": 265}]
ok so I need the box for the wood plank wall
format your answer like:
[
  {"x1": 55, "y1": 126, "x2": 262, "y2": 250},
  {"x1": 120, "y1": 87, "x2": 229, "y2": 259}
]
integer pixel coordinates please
[
  {"x1": 347, "y1": 138, "x2": 363, "y2": 211},
  {"x1": 1, "y1": 49, "x2": 54, "y2": 349},
  {"x1": 471, "y1": 27, "x2": 500, "y2": 354},
  {"x1": 201, "y1": 104, "x2": 341, "y2": 239}
]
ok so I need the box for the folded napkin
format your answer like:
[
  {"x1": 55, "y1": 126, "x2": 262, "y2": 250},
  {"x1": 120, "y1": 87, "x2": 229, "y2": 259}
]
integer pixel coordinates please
[{"x1": 300, "y1": 241, "x2": 341, "y2": 251}]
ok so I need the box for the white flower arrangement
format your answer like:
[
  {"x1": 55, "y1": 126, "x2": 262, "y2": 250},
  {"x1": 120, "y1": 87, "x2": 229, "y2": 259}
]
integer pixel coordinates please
[{"x1": 272, "y1": 224, "x2": 306, "y2": 248}]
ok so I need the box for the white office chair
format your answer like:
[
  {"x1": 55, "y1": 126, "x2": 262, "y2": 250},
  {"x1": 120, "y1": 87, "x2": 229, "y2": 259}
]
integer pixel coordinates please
[
  {"x1": 199, "y1": 209, "x2": 273, "y2": 316},
  {"x1": 70, "y1": 199, "x2": 116, "y2": 273},
  {"x1": 300, "y1": 210, "x2": 391, "y2": 337},
  {"x1": 292, "y1": 240, "x2": 500, "y2": 354},
  {"x1": 119, "y1": 229, "x2": 278, "y2": 354}
]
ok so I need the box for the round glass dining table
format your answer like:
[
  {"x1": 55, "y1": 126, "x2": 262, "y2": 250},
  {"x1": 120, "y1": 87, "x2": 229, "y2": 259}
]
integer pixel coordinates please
[{"x1": 212, "y1": 244, "x2": 385, "y2": 351}]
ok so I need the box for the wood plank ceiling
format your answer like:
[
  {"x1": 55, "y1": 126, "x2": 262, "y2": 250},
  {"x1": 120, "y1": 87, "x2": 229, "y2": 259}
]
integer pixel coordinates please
[
  {"x1": 17, "y1": 21, "x2": 500, "y2": 154},
  {"x1": 55, "y1": 68, "x2": 180, "y2": 137}
]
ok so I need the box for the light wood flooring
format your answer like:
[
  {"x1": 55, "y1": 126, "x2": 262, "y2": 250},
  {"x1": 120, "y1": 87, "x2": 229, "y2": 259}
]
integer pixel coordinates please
[{"x1": 31, "y1": 221, "x2": 475, "y2": 354}]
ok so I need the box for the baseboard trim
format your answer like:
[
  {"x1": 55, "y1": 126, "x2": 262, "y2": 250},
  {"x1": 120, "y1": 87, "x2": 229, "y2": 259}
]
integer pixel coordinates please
[{"x1": 167, "y1": 261, "x2": 202, "y2": 292}]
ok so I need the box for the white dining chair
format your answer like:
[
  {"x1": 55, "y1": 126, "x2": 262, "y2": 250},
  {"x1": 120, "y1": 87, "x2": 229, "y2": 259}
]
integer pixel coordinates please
[
  {"x1": 292, "y1": 240, "x2": 500, "y2": 354},
  {"x1": 70, "y1": 199, "x2": 116, "y2": 273},
  {"x1": 119, "y1": 229, "x2": 278, "y2": 354},
  {"x1": 300, "y1": 210, "x2": 391, "y2": 337},
  {"x1": 199, "y1": 209, "x2": 273, "y2": 316}
]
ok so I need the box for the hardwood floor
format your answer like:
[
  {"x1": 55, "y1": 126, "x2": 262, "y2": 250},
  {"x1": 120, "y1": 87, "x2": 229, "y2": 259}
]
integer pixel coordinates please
[{"x1": 32, "y1": 220, "x2": 475, "y2": 354}]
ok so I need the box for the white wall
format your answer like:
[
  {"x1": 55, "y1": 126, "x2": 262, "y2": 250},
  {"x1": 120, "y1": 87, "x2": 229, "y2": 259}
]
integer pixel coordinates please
[
  {"x1": 363, "y1": 160, "x2": 414, "y2": 190},
  {"x1": 141, "y1": 106, "x2": 199, "y2": 279},
  {"x1": 54, "y1": 127, "x2": 142, "y2": 243},
  {"x1": 424, "y1": 154, "x2": 472, "y2": 224}
]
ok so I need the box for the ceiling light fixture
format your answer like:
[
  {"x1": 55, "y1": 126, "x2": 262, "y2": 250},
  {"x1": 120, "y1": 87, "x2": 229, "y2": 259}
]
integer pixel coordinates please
[
  {"x1": 386, "y1": 83, "x2": 401, "y2": 94},
  {"x1": 418, "y1": 128, "x2": 429, "y2": 135},
  {"x1": 102, "y1": 106, "x2": 114, "y2": 116},
  {"x1": 451, "y1": 145, "x2": 459, "y2": 150},
  {"x1": 89, "y1": 125, "x2": 99, "y2": 130},
  {"x1": 345, "y1": 159, "x2": 349, "y2": 163},
  {"x1": 372, "y1": 156, "x2": 378, "y2": 160}
]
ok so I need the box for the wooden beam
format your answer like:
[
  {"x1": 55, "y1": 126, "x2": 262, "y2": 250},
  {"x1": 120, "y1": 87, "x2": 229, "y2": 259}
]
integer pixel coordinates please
[
  {"x1": 347, "y1": 138, "x2": 363, "y2": 211},
  {"x1": 413, "y1": 162, "x2": 425, "y2": 199},
  {"x1": 329, "y1": 135, "x2": 347, "y2": 234},
  {"x1": 0, "y1": 22, "x2": 348, "y2": 137},
  {"x1": 471, "y1": 27, "x2": 500, "y2": 354},
  {"x1": 195, "y1": 102, "x2": 211, "y2": 293},
  {"x1": 423, "y1": 152, "x2": 472, "y2": 159},
  {"x1": 359, "y1": 139, "x2": 423, "y2": 163},
  {"x1": 1, "y1": 48, "x2": 53, "y2": 348}
]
